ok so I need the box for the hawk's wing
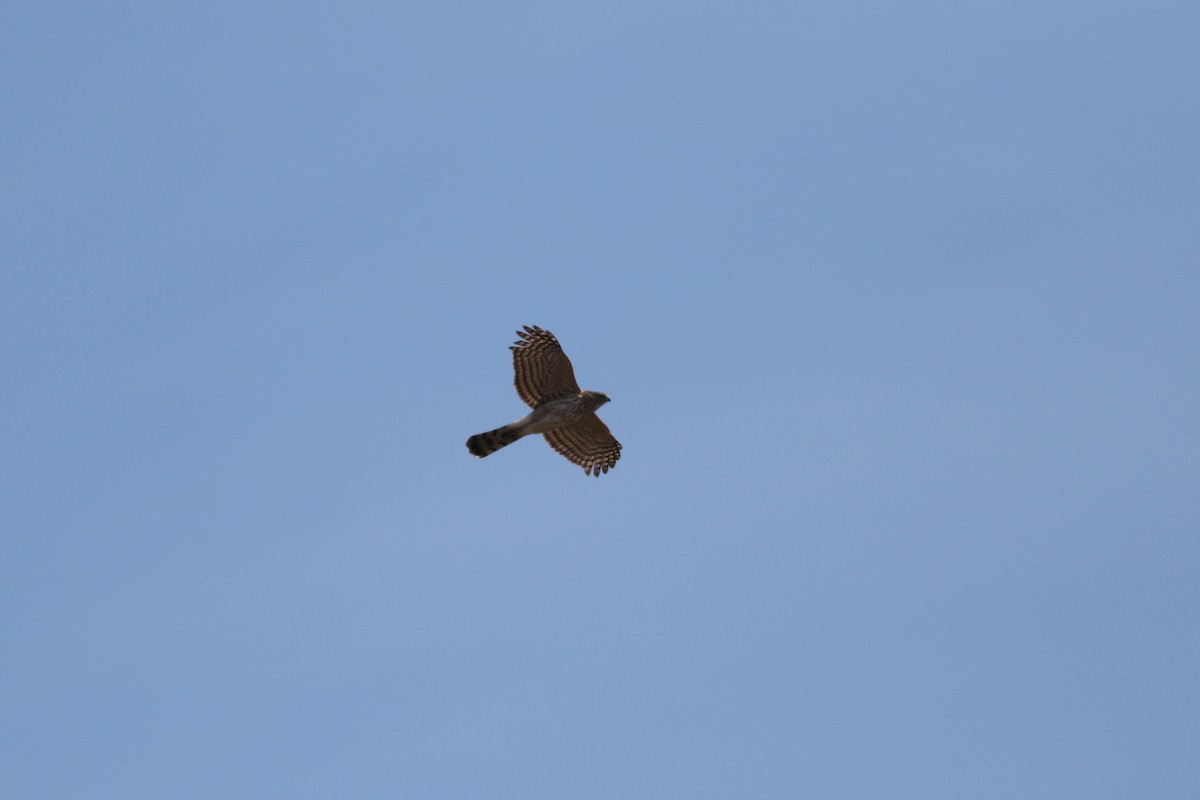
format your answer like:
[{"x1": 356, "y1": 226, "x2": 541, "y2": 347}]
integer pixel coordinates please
[
  {"x1": 543, "y1": 414, "x2": 622, "y2": 477},
  {"x1": 511, "y1": 325, "x2": 581, "y2": 407}
]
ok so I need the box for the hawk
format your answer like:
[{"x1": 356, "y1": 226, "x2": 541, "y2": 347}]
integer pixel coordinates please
[{"x1": 466, "y1": 325, "x2": 622, "y2": 476}]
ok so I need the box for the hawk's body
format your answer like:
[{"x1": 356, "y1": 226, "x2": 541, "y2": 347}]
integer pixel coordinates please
[{"x1": 466, "y1": 326, "x2": 621, "y2": 476}]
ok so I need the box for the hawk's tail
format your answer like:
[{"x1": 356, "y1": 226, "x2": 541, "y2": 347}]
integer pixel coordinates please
[{"x1": 466, "y1": 424, "x2": 523, "y2": 458}]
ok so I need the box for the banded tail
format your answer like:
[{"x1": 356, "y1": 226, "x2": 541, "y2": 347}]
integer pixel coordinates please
[{"x1": 466, "y1": 424, "x2": 524, "y2": 458}]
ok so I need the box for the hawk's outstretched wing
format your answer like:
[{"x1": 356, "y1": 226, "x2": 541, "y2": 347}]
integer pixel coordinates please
[
  {"x1": 511, "y1": 325, "x2": 581, "y2": 407},
  {"x1": 543, "y1": 415, "x2": 622, "y2": 477}
]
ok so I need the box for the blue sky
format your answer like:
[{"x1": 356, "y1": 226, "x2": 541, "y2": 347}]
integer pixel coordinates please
[{"x1": 3, "y1": 2, "x2": 1198, "y2": 797}]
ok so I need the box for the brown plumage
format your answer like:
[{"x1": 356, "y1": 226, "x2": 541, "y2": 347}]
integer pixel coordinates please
[{"x1": 466, "y1": 326, "x2": 621, "y2": 476}]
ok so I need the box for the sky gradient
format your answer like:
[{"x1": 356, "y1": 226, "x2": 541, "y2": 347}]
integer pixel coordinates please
[{"x1": 3, "y1": 2, "x2": 1198, "y2": 797}]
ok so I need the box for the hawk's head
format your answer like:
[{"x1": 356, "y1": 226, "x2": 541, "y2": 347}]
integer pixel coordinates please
[{"x1": 581, "y1": 390, "x2": 611, "y2": 409}]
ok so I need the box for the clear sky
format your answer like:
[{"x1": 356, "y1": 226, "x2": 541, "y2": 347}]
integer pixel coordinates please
[{"x1": 3, "y1": 2, "x2": 1198, "y2": 798}]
